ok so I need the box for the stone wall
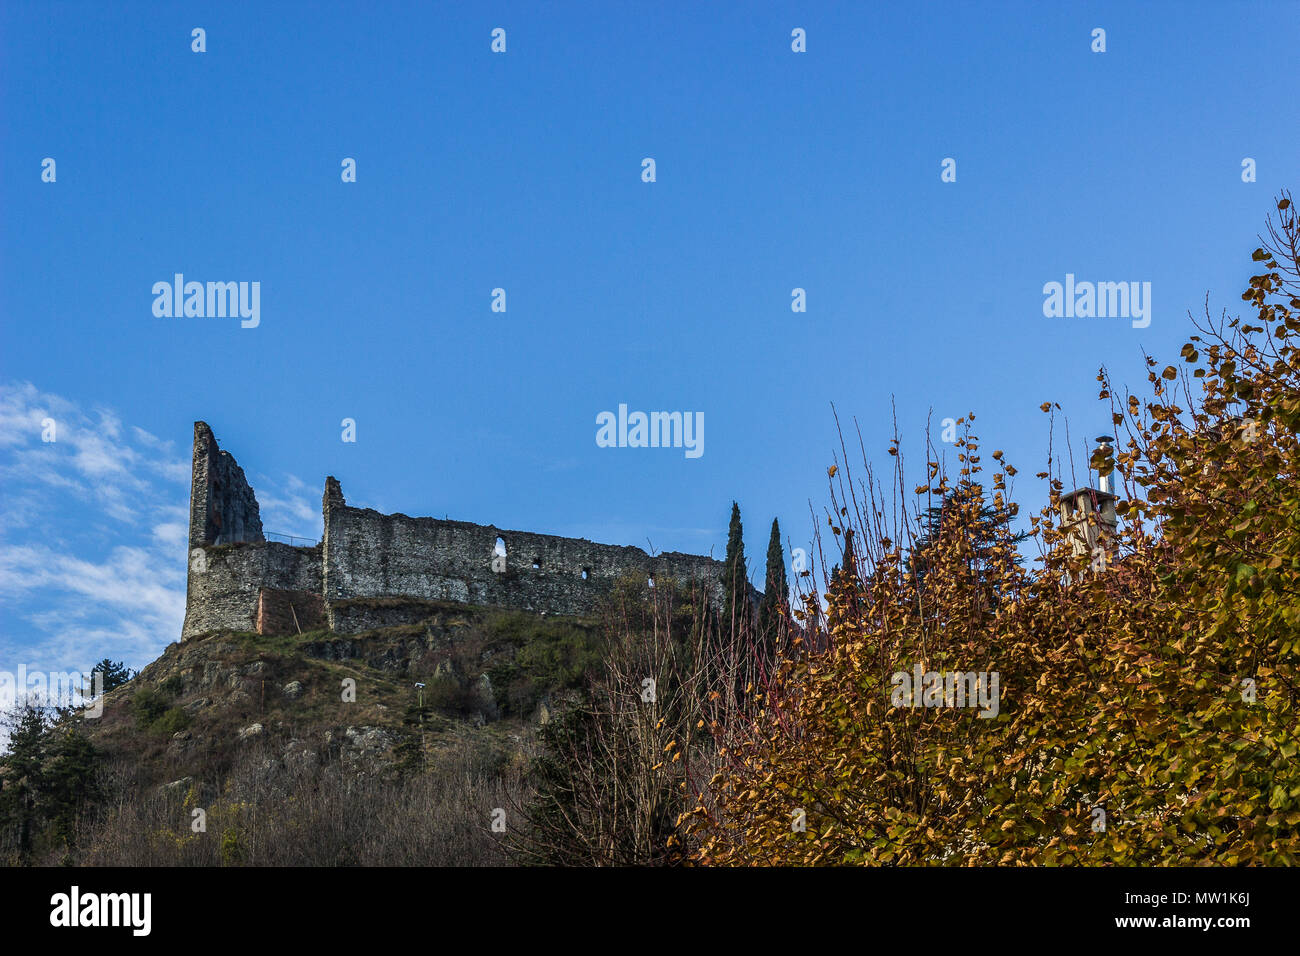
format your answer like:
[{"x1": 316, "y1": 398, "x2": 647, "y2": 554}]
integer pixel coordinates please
[
  {"x1": 183, "y1": 541, "x2": 322, "y2": 639},
  {"x1": 326, "y1": 598, "x2": 461, "y2": 634},
  {"x1": 320, "y1": 477, "x2": 725, "y2": 632},
  {"x1": 182, "y1": 424, "x2": 731, "y2": 640}
]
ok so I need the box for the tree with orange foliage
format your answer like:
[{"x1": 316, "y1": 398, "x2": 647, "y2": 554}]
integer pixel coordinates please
[{"x1": 685, "y1": 195, "x2": 1300, "y2": 866}]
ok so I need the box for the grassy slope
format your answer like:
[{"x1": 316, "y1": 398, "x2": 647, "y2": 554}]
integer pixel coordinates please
[{"x1": 86, "y1": 601, "x2": 604, "y2": 799}]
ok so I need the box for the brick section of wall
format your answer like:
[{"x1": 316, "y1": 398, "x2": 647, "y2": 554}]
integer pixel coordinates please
[{"x1": 256, "y1": 587, "x2": 326, "y2": 635}]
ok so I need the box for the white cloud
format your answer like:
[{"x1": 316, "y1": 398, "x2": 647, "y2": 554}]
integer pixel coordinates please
[
  {"x1": 0, "y1": 382, "x2": 186, "y2": 526},
  {"x1": 0, "y1": 383, "x2": 190, "y2": 671},
  {"x1": 255, "y1": 472, "x2": 322, "y2": 541},
  {"x1": 151, "y1": 520, "x2": 188, "y2": 549},
  {"x1": 0, "y1": 382, "x2": 320, "y2": 672},
  {"x1": 0, "y1": 542, "x2": 186, "y2": 673}
]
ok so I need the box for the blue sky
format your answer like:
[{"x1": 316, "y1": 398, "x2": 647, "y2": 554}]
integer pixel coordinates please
[{"x1": 1, "y1": 1, "x2": 1297, "y2": 676}]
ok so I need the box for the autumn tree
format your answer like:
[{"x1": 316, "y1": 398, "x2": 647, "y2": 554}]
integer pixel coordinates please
[{"x1": 686, "y1": 194, "x2": 1300, "y2": 866}]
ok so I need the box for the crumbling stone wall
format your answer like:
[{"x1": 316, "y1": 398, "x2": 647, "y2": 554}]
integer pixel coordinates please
[
  {"x1": 320, "y1": 477, "x2": 725, "y2": 633},
  {"x1": 184, "y1": 423, "x2": 312, "y2": 639},
  {"x1": 182, "y1": 424, "x2": 730, "y2": 640}
]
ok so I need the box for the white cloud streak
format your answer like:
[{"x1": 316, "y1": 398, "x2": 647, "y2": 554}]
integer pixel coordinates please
[{"x1": 0, "y1": 383, "x2": 319, "y2": 673}]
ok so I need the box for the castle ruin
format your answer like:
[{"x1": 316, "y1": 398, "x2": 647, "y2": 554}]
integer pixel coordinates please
[{"x1": 181, "y1": 422, "x2": 729, "y2": 640}]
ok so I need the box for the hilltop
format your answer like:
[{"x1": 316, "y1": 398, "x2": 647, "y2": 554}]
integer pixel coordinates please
[{"x1": 69, "y1": 602, "x2": 605, "y2": 865}]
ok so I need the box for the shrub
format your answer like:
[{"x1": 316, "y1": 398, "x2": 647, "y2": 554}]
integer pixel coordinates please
[
  {"x1": 130, "y1": 688, "x2": 170, "y2": 728},
  {"x1": 424, "y1": 675, "x2": 478, "y2": 717},
  {"x1": 152, "y1": 707, "x2": 191, "y2": 736}
]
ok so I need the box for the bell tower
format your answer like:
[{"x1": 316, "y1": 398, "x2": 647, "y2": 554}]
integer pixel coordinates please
[{"x1": 1058, "y1": 435, "x2": 1119, "y2": 568}]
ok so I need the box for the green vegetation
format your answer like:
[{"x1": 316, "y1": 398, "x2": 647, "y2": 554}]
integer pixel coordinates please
[
  {"x1": 483, "y1": 610, "x2": 604, "y2": 718},
  {"x1": 130, "y1": 685, "x2": 190, "y2": 735},
  {"x1": 756, "y1": 517, "x2": 789, "y2": 662},
  {"x1": 129, "y1": 687, "x2": 170, "y2": 725},
  {"x1": 720, "y1": 501, "x2": 748, "y2": 634},
  {"x1": 85, "y1": 658, "x2": 135, "y2": 694},
  {"x1": 0, "y1": 704, "x2": 102, "y2": 864}
]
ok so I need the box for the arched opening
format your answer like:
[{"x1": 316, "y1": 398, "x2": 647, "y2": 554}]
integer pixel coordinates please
[
  {"x1": 647, "y1": 575, "x2": 656, "y2": 588},
  {"x1": 581, "y1": 568, "x2": 590, "y2": 581},
  {"x1": 491, "y1": 536, "x2": 507, "y2": 573}
]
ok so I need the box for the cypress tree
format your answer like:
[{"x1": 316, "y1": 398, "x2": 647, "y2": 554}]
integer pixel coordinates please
[
  {"x1": 756, "y1": 518, "x2": 789, "y2": 658},
  {"x1": 721, "y1": 502, "x2": 748, "y2": 633}
]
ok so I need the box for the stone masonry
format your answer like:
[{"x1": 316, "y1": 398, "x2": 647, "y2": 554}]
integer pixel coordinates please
[{"x1": 181, "y1": 422, "x2": 730, "y2": 639}]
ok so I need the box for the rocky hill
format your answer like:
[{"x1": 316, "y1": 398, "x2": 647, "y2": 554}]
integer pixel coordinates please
[{"x1": 71, "y1": 601, "x2": 604, "y2": 863}]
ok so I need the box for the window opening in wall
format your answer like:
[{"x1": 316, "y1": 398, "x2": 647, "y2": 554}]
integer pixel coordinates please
[
  {"x1": 581, "y1": 568, "x2": 590, "y2": 581},
  {"x1": 532, "y1": 558, "x2": 541, "y2": 570},
  {"x1": 647, "y1": 575, "x2": 656, "y2": 588},
  {"x1": 491, "y1": 536, "x2": 507, "y2": 573}
]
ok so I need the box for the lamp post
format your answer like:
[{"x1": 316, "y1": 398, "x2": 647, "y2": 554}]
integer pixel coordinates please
[{"x1": 414, "y1": 683, "x2": 426, "y2": 772}]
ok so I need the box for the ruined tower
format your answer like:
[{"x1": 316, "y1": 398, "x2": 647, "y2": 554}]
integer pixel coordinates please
[
  {"x1": 182, "y1": 423, "x2": 323, "y2": 639},
  {"x1": 188, "y1": 421, "x2": 264, "y2": 548}
]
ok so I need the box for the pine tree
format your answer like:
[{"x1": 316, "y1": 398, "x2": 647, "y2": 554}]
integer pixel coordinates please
[
  {"x1": 756, "y1": 518, "x2": 789, "y2": 660},
  {"x1": 87, "y1": 659, "x2": 135, "y2": 694},
  {"x1": 41, "y1": 725, "x2": 101, "y2": 849},
  {"x1": 908, "y1": 488, "x2": 1027, "y2": 601},
  {"x1": 0, "y1": 704, "x2": 49, "y2": 861}
]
